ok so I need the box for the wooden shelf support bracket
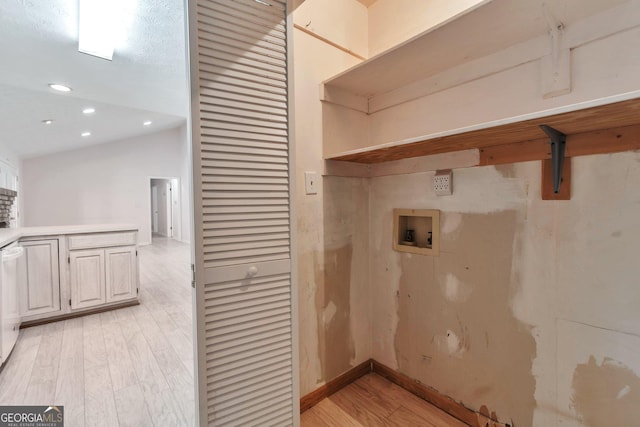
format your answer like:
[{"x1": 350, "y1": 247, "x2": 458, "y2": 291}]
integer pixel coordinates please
[{"x1": 540, "y1": 124, "x2": 567, "y2": 194}]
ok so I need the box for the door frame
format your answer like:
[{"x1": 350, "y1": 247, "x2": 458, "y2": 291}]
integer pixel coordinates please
[{"x1": 148, "y1": 176, "x2": 181, "y2": 241}]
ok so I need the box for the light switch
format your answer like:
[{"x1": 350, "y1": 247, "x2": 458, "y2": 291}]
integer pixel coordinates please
[{"x1": 304, "y1": 171, "x2": 318, "y2": 195}]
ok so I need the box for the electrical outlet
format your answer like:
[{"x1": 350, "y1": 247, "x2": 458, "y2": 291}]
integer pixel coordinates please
[
  {"x1": 433, "y1": 169, "x2": 453, "y2": 196},
  {"x1": 304, "y1": 171, "x2": 318, "y2": 195}
]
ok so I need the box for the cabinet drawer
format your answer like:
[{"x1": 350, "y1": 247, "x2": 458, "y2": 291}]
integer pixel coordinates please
[{"x1": 68, "y1": 232, "x2": 137, "y2": 250}]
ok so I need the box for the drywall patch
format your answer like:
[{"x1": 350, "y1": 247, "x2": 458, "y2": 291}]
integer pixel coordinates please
[
  {"x1": 315, "y1": 244, "x2": 355, "y2": 381},
  {"x1": 442, "y1": 272, "x2": 473, "y2": 303},
  {"x1": 571, "y1": 356, "x2": 640, "y2": 426},
  {"x1": 323, "y1": 301, "x2": 337, "y2": 324},
  {"x1": 394, "y1": 211, "x2": 536, "y2": 426},
  {"x1": 441, "y1": 212, "x2": 463, "y2": 235}
]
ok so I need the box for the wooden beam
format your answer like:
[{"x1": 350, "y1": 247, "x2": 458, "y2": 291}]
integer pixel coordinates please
[
  {"x1": 542, "y1": 157, "x2": 571, "y2": 200},
  {"x1": 294, "y1": 24, "x2": 366, "y2": 61},
  {"x1": 479, "y1": 123, "x2": 640, "y2": 166}
]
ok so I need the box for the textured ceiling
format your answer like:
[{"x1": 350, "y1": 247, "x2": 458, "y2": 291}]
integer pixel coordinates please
[{"x1": 0, "y1": 0, "x2": 187, "y2": 158}]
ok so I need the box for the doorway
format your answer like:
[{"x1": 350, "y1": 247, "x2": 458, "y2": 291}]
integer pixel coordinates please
[{"x1": 149, "y1": 177, "x2": 181, "y2": 241}]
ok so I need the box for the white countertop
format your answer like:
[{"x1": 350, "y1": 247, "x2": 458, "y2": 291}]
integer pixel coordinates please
[{"x1": 0, "y1": 224, "x2": 138, "y2": 248}]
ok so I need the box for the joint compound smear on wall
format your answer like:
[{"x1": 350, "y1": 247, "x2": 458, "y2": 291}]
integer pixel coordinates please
[
  {"x1": 393, "y1": 211, "x2": 537, "y2": 426},
  {"x1": 316, "y1": 243, "x2": 355, "y2": 380},
  {"x1": 572, "y1": 356, "x2": 640, "y2": 426}
]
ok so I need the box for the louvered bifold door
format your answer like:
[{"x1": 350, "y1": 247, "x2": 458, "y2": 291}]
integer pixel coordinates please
[{"x1": 186, "y1": 0, "x2": 297, "y2": 425}]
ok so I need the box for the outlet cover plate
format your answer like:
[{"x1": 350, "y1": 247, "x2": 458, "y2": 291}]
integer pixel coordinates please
[{"x1": 434, "y1": 169, "x2": 452, "y2": 196}]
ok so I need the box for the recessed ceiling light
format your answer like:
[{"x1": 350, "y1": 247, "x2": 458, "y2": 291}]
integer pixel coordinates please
[
  {"x1": 42, "y1": 120, "x2": 53, "y2": 125},
  {"x1": 81, "y1": 132, "x2": 91, "y2": 137},
  {"x1": 49, "y1": 84, "x2": 72, "y2": 92},
  {"x1": 143, "y1": 121, "x2": 152, "y2": 126},
  {"x1": 83, "y1": 107, "x2": 96, "y2": 114}
]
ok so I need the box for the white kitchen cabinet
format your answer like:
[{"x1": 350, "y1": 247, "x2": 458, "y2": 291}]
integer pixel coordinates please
[
  {"x1": 68, "y1": 231, "x2": 138, "y2": 311},
  {"x1": 69, "y1": 249, "x2": 106, "y2": 310},
  {"x1": 105, "y1": 246, "x2": 137, "y2": 303},
  {"x1": 6, "y1": 227, "x2": 139, "y2": 327},
  {"x1": 20, "y1": 239, "x2": 61, "y2": 316}
]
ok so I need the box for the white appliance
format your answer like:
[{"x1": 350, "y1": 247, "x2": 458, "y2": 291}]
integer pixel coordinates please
[{"x1": 1, "y1": 242, "x2": 23, "y2": 364}]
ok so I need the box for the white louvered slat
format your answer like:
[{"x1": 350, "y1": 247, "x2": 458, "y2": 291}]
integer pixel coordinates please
[
  {"x1": 190, "y1": 0, "x2": 295, "y2": 424},
  {"x1": 199, "y1": 35, "x2": 287, "y2": 70},
  {"x1": 213, "y1": 368, "x2": 293, "y2": 407},
  {"x1": 208, "y1": 359, "x2": 291, "y2": 392}
]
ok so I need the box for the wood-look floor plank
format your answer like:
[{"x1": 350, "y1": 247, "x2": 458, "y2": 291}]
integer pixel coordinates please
[
  {"x1": 302, "y1": 373, "x2": 469, "y2": 427},
  {"x1": 84, "y1": 363, "x2": 119, "y2": 427},
  {"x1": 329, "y1": 383, "x2": 392, "y2": 426},
  {"x1": 304, "y1": 399, "x2": 364, "y2": 426},
  {"x1": 360, "y1": 375, "x2": 468, "y2": 427},
  {"x1": 24, "y1": 322, "x2": 64, "y2": 405},
  {"x1": 113, "y1": 384, "x2": 154, "y2": 427},
  {"x1": 101, "y1": 311, "x2": 138, "y2": 393},
  {"x1": 55, "y1": 318, "x2": 85, "y2": 427},
  {"x1": 388, "y1": 405, "x2": 437, "y2": 427},
  {"x1": 0, "y1": 327, "x2": 43, "y2": 404},
  {"x1": 114, "y1": 307, "x2": 171, "y2": 396},
  {"x1": 347, "y1": 375, "x2": 401, "y2": 417}
]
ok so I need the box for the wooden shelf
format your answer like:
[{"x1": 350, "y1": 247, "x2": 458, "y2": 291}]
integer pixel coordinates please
[
  {"x1": 326, "y1": 95, "x2": 640, "y2": 164},
  {"x1": 321, "y1": 0, "x2": 639, "y2": 166},
  {"x1": 323, "y1": 0, "x2": 627, "y2": 100}
]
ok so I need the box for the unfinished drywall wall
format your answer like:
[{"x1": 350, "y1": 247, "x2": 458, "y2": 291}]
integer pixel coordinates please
[
  {"x1": 297, "y1": 3, "x2": 640, "y2": 425},
  {"x1": 369, "y1": 151, "x2": 640, "y2": 426},
  {"x1": 293, "y1": 0, "x2": 371, "y2": 396}
]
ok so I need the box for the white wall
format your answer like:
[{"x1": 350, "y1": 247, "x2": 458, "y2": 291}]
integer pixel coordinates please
[
  {"x1": 21, "y1": 127, "x2": 191, "y2": 245},
  {"x1": 178, "y1": 123, "x2": 192, "y2": 244},
  {"x1": 368, "y1": 0, "x2": 485, "y2": 56}
]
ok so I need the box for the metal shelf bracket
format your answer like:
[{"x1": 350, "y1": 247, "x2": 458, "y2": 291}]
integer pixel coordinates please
[{"x1": 540, "y1": 124, "x2": 567, "y2": 193}]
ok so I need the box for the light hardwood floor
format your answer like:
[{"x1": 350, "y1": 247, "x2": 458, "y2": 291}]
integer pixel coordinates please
[
  {"x1": 0, "y1": 237, "x2": 195, "y2": 427},
  {"x1": 301, "y1": 373, "x2": 469, "y2": 427}
]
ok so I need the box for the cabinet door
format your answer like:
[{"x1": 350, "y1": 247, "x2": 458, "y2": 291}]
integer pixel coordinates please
[
  {"x1": 20, "y1": 240, "x2": 61, "y2": 316},
  {"x1": 70, "y1": 249, "x2": 105, "y2": 310},
  {"x1": 105, "y1": 247, "x2": 137, "y2": 303}
]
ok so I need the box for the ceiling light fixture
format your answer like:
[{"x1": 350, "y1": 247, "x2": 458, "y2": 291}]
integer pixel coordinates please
[
  {"x1": 83, "y1": 107, "x2": 96, "y2": 114},
  {"x1": 42, "y1": 120, "x2": 53, "y2": 125},
  {"x1": 49, "y1": 84, "x2": 72, "y2": 92},
  {"x1": 255, "y1": 0, "x2": 271, "y2": 5},
  {"x1": 143, "y1": 121, "x2": 152, "y2": 126},
  {"x1": 81, "y1": 132, "x2": 91, "y2": 137}
]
